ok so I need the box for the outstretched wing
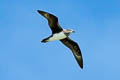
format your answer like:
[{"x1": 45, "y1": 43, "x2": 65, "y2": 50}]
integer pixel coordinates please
[
  {"x1": 37, "y1": 10, "x2": 63, "y2": 34},
  {"x1": 60, "y1": 37, "x2": 83, "y2": 69}
]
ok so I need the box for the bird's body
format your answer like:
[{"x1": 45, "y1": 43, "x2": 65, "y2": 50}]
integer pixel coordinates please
[
  {"x1": 37, "y1": 10, "x2": 83, "y2": 69},
  {"x1": 47, "y1": 31, "x2": 67, "y2": 41}
]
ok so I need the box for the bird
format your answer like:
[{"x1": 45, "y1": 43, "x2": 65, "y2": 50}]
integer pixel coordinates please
[{"x1": 37, "y1": 10, "x2": 83, "y2": 69}]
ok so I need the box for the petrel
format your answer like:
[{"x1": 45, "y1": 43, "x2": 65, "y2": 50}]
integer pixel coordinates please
[{"x1": 37, "y1": 10, "x2": 83, "y2": 69}]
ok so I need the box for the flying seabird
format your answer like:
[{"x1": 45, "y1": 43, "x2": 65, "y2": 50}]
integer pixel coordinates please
[{"x1": 37, "y1": 10, "x2": 83, "y2": 69}]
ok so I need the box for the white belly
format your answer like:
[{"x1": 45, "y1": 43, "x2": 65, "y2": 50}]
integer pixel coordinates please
[{"x1": 48, "y1": 32, "x2": 67, "y2": 41}]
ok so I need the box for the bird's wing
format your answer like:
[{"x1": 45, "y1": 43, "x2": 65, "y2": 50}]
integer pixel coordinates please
[
  {"x1": 37, "y1": 10, "x2": 63, "y2": 34},
  {"x1": 60, "y1": 37, "x2": 83, "y2": 69}
]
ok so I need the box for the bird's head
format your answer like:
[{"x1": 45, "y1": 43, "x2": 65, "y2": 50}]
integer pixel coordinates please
[
  {"x1": 63, "y1": 29, "x2": 75, "y2": 33},
  {"x1": 63, "y1": 29, "x2": 75, "y2": 36}
]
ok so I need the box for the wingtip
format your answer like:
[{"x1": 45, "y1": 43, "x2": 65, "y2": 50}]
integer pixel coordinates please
[
  {"x1": 80, "y1": 65, "x2": 83, "y2": 69},
  {"x1": 79, "y1": 62, "x2": 83, "y2": 69},
  {"x1": 77, "y1": 56, "x2": 83, "y2": 69},
  {"x1": 37, "y1": 10, "x2": 46, "y2": 16},
  {"x1": 80, "y1": 60, "x2": 83, "y2": 69}
]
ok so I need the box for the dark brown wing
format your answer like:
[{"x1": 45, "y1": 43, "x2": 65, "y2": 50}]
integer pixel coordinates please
[
  {"x1": 60, "y1": 37, "x2": 83, "y2": 69},
  {"x1": 37, "y1": 10, "x2": 63, "y2": 34}
]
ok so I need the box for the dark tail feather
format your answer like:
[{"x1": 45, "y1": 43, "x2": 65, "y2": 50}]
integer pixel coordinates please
[{"x1": 41, "y1": 38, "x2": 49, "y2": 43}]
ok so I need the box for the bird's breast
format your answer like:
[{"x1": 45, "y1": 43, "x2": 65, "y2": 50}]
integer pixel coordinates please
[{"x1": 48, "y1": 32, "x2": 67, "y2": 41}]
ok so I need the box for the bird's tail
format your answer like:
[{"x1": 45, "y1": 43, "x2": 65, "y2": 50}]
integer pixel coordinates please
[{"x1": 41, "y1": 38, "x2": 49, "y2": 43}]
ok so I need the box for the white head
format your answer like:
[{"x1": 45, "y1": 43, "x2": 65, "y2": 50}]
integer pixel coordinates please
[
  {"x1": 63, "y1": 29, "x2": 75, "y2": 33},
  {"x1": 63, "y1": 29, "x2": 75, "y2": 36}
]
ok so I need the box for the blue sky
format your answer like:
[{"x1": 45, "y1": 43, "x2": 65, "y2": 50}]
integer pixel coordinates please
[{"x1": 0, "y1": 0, "x2": 120, "y2": 80}]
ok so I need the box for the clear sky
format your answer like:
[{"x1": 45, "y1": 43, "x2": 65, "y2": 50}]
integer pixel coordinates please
[{"x1": 0, "y1": 0, "x2": 120, "y2": 80}]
